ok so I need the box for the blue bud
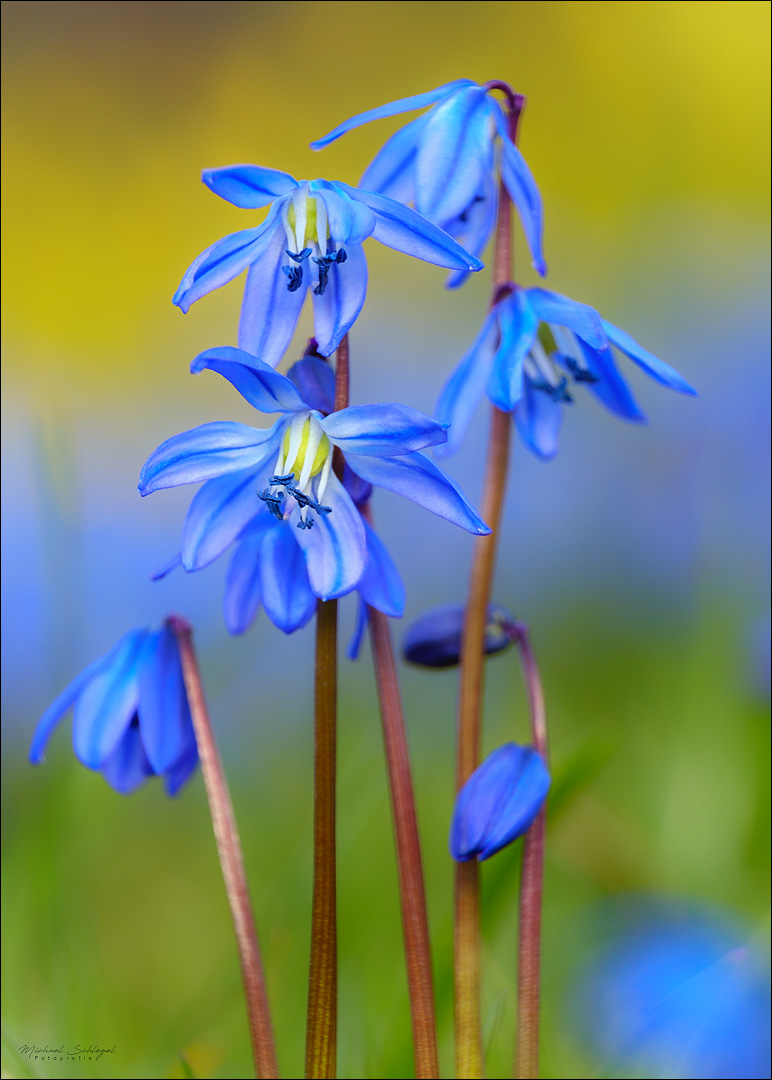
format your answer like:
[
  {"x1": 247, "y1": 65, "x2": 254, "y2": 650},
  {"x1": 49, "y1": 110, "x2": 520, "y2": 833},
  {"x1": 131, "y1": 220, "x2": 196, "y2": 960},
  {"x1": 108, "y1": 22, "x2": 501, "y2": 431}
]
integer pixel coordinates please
[
  {"x1": 450, "y1": 743, "x2": 550, "y2": 862},
  {"x1": 402, "y1": 602, "x2": 514, "y2": 668}
]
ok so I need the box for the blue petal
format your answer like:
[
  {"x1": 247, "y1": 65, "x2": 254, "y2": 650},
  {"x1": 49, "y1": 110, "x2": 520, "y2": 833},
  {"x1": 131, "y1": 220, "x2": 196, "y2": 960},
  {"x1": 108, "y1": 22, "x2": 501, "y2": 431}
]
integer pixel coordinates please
[
  {"x1": 477, "y1": 748, "x2": 550, "y2": 860},
  {"x1": 525, "y1": 288, "x2": 607, "y2": 349},
  {"x1": 487, "y1": 291, "x2": 540, "y2": 412},
  {"x1": 287, "y1": 355, "x2": 336, "y2": 416},
  {"x1": 223, "y1": 524, "x2": 268, "y2": 635},
  {"x1": 139, "y1": 420, "x2": 282, "y2": 494},
  {"x1": 414, "y1": 87, "x2": 493, "y2": 225},
  {"x1": 341, "y1": 184, "x2": 484, "y2": 272},
  {"x1": 238, "y1": 216, "x2": 309, "y2": 367},
  {"x1": 342, "y1": 462, "x2": 373, "y2": 507},
  {"x1": 322, "y1": 402, "x2": 447, "y2": 457},
  {"x1": 345, "y1": 450, "x2": 490, "y2": 535},
  {"x1": 359, "y1": 111, "x2": 431, "y2": 203},
  {"x1": 100, "y1": 720, "x2": 155, "y2": 795},
  {"x1": 311, "y1": 241, "x2": 369, "y2": 357},
  {"x1": 443, "y1": 165, "x2": 498, "y2": 290},
  {"x1": 357, "y1": 520, "x2": 405, "y2": 618},
  {"x1": 202, "y1": 164, "x2": 297, "y2": 208},
  {"x1": 346, "y1": 597, "x2": 369, "y2": 661},
  {"x1": 573, "y1": 341, "x2": 647, "y2": 422},
  {"x1": 258, "y1": 524, "x2": 318, "y2": 633},
  {"x1": 29, "y1": 636, "x2": 132, "y2": 764},
  {"x1": 402, "y1": 603, "x2": 514, "y2": 669},
  {"x1": 191, "y1": 347, "x2": 307, "y2": 413},
  {"x1": 309, "y1": 80, "x2": 475, "y2": 149},
  {"x1": 163, "y1": 740, "x2": 199, "y2": 797},
  {"x1": 313, "y1": 182, "x2": 376, "y2": 245},
  {"x1": 72, "y1": 630, "x2": 148, "y2": 769},
  {"x1": 516, "y1": 381, "x2": 564, "y2": 461},
  {"x1": 492, "y1": 103, "x2": 546, "y2": 276},
  {"x1": 602, "y1": 319, "x2": 697, "y2": 396},
  {"x1": 173, "y1": 200, "x2": 283, "y2": 313},
  {"x1": 137, "y1": 627, "x2": 191, "y2": 774},
  {"x1": 151, "y1": 553, "x2": 182, "y2": 581},
  {"x1": 290, "y1": 470, "x2": 367, "y2": 600},
  {"x1": 181, "y1": 467, "x2": 264, "y2": 571},
  {"x1": 435, "y1": 308, "x2": 500, "y2": 457}
]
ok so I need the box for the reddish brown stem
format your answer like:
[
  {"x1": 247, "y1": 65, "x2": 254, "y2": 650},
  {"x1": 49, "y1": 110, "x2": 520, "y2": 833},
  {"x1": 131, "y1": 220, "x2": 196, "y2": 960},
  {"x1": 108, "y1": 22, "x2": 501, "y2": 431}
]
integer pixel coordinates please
[{"x1": 169, "y1": 616, "x2": 279, "y2": 1079}]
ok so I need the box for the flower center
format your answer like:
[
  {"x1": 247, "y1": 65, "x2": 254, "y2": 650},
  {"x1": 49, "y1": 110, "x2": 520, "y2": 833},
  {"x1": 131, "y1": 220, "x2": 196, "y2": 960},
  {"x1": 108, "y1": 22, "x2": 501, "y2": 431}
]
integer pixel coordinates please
[
  {"x1": 258, "y1": 413, "x2": 334, "y2": 530},
  {"x1": 282, "y1": 190, "x2": 347, "y2": 296},
  {"x1": 282, "y1": 417, "x2": 330, "y2": 478}
]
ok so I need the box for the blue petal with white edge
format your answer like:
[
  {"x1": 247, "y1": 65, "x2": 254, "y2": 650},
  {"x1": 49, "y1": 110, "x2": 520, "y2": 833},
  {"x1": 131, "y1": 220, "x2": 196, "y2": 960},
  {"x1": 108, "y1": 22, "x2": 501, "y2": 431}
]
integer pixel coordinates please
[
  {"x1": 202, "y1": 164, "x2": 297, "y2": 208},
  {"x1": 436, "y1": 307, "x2": 500, "y2": 457},
  {"x1": 100, "y1": 721, "x2": 155, "y2": 795},
  {"x1": 181, "y1": 467, "x2": 265, "y2": 572},
  {"x1": 487, "y1": 291, "x2": 539, "y2": 412},
  {"x1": 357, "y1": 521, "x2": 405, "y2": 617},
  {"x1": 359, "y1": 111, "x2": 431, "y2": 203},
  {"x1": 291, "y1": 470, "x2": 366, "y2": 600},
  {"x1": 191, "y1": 347, "x2": 307, "y2": 413},
  {"x1": 238, "y1": 215, "x2": 309, "y2": 367},
  {"x1": 444, "y1": 163, "x2": 498, "y2": 290},
  {"x1": 322, "y1": 403, "x2": 447, "y2": 456},
  {"x1": 477, "y1": 748, "x2": 550, "y2": 860},
  {"x1": 345, "y1": 450, "x2": 490, "y2": 535},
  {"x1": 525, "y1": 288, "x2": 607, "y2": 349},
  {"x1": 259, "y1": 524, "x2": 317, "y2": 633},
  {"x1": 492, "y1": 103, "x2": 546, "y2": 276},
  {"x1": 414, "y1": 86, "x2": 492, "y2": 225},
  {"x1": 137, "y1": 627, "x2": 192, "y2": 774},
  {"x1": 72, "y1": 631, "x2": 148, "y2": 769},
  {"x1": 341, "y1": 184, "x2": 484, "y2": 271},
  {"x1": 310, "y1": 80, "x2": 475, "y2": 149},
  {"x1": 223, "y1": 521, "x2": 271, "y2": 635},
  {"x1": 139, "y1": 420, "x2": 282, "y2": 494},
  {"x1": 29, "y1": 637, "x2": 130, "y2": 764},
  {"x1": 573, "y1": 341, "x2": 646, "y2": 422},
  {"x1": 173, "y1": 200, "x2": 283, "y2": 313},
  {"x1": 288, "y1": 355, "x2": 335, "y2": 416},
  {"x1": 602, "y1": 319, "x2": 697, "y2": 395},
  {"x1": 311, "y1": 241, "x2": 369, "y2": 358},
  {"x1": 516, "y1": 380, "x2": 564, "y2": 462}
]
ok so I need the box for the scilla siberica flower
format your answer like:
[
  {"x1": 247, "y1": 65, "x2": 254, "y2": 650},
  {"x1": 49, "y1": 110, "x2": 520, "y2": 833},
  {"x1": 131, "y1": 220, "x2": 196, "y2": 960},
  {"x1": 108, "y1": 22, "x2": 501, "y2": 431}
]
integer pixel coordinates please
[
  {"x1": 436, "y1": 286, "x2": 697, "y2": 460},
  {"x1": 402, "y1": 602, "x2": 514, "y2": 668},
  {"x1": 450, "y1": 743, "x2": 550, "y2": 862},
  {"x1": 311, "y1": 79, "x2": 545, "y2": 286},
  {"x1": 29, "y1": 624, "x2": 198, "y2": 796},
  {"x1": 173, "y1": 165, "x2": 483, "y2": 367},
  {"x1": 139, "y1": 349, "x2": 490, "y2": 612}
]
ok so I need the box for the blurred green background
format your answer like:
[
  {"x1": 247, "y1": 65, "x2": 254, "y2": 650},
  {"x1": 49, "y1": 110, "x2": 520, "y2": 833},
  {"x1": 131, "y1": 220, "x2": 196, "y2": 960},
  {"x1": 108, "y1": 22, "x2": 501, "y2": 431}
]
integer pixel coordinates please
[{"x1": 1, "y1": 1, "x2": 770, "y2": 1077}]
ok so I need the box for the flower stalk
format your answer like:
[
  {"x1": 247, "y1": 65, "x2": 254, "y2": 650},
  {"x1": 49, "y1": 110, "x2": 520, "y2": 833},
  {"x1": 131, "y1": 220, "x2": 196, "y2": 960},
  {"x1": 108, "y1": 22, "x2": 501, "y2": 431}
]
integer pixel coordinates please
[
  {"x1": 454, "y1": 86, "x2": 524, "y2": 1078},
  {"x1": 305, "y1": 334, "x2": 349, "y2": 1079},
  {"x1": 169, "y1": 616, "x2": 279, "y2": 1080}
]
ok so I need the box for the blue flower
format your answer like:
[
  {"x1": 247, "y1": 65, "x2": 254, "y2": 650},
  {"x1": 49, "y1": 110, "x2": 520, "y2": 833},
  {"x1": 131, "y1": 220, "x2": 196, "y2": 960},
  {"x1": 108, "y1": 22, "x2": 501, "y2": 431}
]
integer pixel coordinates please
[
  {"x1": 450, "y1": 742, "x2": 550, "y2": 862},
  {"x1": 29, "y1": 624, "x2": 198, "y2": 796},
  {"x1": 173, "y1": 165, "x2": 483, "y2": 366},
  {"x1": 402, "y1": 602, "x2": 515, "y2": 668},
  {"x1": 311, "y1": 79, "x2": 545, "y2": 286},
  {"x1": 575, "y1": 902, "x2": 771, "y2": 1079},
  {"x1": 436, "y1": 286, "x2": 697, "y2": 460},
  {"x1": 139, "y1": 350, "x2": 490, "y2": 607}
]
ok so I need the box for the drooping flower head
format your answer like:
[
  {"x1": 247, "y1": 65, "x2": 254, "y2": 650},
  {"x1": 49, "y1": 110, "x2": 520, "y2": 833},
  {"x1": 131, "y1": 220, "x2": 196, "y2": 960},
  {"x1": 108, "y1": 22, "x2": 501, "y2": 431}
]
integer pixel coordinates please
[
  {"x1": 436, "y1": 285, "x2": 697, "y2": 460},
  {"x1": 139, "y1": 349, "x2": 490, "y2": 615},
  {"x1": 450, "y1": 742, "x2": 551, "y2": 862},
  {"x1": 173, "y1": 166, "x2": 483, "y2": 367},
  {"x1": 402, "y1": 602, "x2": 515, "y2": 668},
  {"x1": 311, "y1": 79, "x2": 545, "y2": 286},
  {"x1": 30, "y1": 623, "x2": 198, "y2": 796}
]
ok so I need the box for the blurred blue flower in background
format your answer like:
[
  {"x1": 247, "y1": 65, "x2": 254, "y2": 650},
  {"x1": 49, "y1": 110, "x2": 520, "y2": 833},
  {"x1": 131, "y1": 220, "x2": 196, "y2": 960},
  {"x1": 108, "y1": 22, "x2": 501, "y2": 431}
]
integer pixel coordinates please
[
  {"x1": 436, "y1": 286, "x2": 697, "y2": 460},
  {"x1": 173, "y1": 165, "x2": 483, "y2": 365},
  {"x1": 450, "y1": 742, "x2": 550, "y2": 861},
  {"x1": 575, "y1": 902, "x2": 772, "y2": 1079},
  {"x1": 402, "y1": 601, "x2": 515, "y2": 668},
  {"x1": 140, "y1": 349, "x2": 489, "y2": 605},
  {"x1": 311, "y1": 78, "x2": 545, "y2": 285},
  {"x1": 29, "y1": 623, "x2": 198, "y2": 796}
]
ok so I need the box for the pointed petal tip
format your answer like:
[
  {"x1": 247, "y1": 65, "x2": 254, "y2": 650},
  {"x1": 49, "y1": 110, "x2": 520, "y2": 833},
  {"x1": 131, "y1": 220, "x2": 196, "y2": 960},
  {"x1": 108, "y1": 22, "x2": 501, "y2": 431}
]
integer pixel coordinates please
[{"x1": 533, "y1": 257, "x2": 548, "y2": 277}]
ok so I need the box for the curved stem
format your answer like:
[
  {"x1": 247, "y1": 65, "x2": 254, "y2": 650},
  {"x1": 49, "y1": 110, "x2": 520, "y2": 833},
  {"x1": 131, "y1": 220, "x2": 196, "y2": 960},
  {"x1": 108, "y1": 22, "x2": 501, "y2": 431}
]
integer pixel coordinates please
[
  {"x1": 169, "y1": 616, "x2": 279, "y2": 1080},
  {"x1": 367, "y1": 600, "x2": 440, "y2": 1078}
]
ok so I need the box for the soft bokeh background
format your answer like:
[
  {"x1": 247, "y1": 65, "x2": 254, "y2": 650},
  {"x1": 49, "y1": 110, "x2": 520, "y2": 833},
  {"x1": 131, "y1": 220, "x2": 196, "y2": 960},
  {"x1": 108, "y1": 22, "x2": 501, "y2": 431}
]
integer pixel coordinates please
[{"x1": 2, "y1": 1, "x2": 770, "y2": 1077}]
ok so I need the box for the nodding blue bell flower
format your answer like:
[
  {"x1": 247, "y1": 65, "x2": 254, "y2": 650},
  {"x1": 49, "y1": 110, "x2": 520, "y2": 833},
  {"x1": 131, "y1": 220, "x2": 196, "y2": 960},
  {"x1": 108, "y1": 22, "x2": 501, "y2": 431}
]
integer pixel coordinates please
[
  {"x1": 29, "y1": 623, "x2": 198, "y2": 796},
  {"x1": 172, "y1": 165, "x2": 483, "y2": 367},
  {"x1": 310, "y1": 79, "x2": 545, "y2": 286},
  {"x1": 575, "y1": 902, "x2": 772, "y2": 1079},
  {"x1": 402, "y1": 602, "x2": 515, "y2": 668},
  {"x1": 436, "y1": 285, "x2": 697, "y2": 460},
  {"x1": 139, "y1": 349, "x2": 490, "y2": 605},
  {"x1": 450, "y1": 743, "x2": 550, "y2": 862}
]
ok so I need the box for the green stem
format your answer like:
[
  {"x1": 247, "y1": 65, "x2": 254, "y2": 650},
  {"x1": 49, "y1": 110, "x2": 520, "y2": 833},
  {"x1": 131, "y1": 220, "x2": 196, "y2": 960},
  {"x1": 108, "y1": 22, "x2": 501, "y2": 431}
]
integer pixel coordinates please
[{"x1": 169, "y1": 616, "x2": 279, "y2": 1079}]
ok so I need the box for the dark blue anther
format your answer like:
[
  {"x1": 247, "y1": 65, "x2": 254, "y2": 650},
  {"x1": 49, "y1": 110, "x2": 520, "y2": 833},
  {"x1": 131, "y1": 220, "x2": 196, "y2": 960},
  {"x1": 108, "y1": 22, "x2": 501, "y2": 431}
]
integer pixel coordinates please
[
  {"x1": 282, "y1": 264, "x2": 304, "y2": 292},
  {"x1": 564, "y1": 356, "x2": 600, "y2": 384},
  {"x1": 286, "y1": 248, "x2": 312, "y2": 263},
  {"x1": 312, "y1": 247, "x2": 347, "y2": 296},
  {"x1": 297, "y1": 516, "x2": 315, "y2": 530},
  {"x1": 258, "y1": 488, "x2": 284, "y2": 520},
  {"x1": 269, "y1": 473, "x2": 295, "y2": 486},
  {"x1": 531, "y1": 377, "x2": 573, "y2": 404}
]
